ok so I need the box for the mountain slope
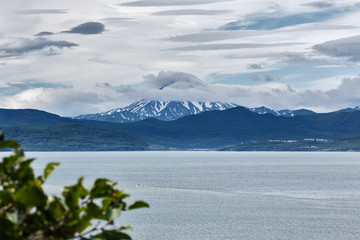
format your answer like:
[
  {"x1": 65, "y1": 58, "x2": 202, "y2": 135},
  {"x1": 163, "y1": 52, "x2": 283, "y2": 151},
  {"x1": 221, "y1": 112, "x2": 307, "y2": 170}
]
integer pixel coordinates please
[
  {"x1": 0, "y1": 109, "x2": 73, "y2": 126},
  {"x1": 101, "y1": 107, "x2": 360, "y2": 149},
  {"x1": 2, "y1": 107, "x2": 360, "y2": 150},
  {"x1": 74, "y1": 100, "x2": 239, "y2": 122},
  {"x1": 74, "y1": 100, "x2": 319, "y2": 123},
  {"x1": 0, "y1": 109, "x2": 149, "y2": 151},
  {"x1": 336, "y1": 106, "x2": 360, "y2": 113},
  {"x1": 2, "y1": 124, "x2": 149, "y2": 151},
  {"x1": 248, "y1": 106, "x2": 316, "y2": 117}
]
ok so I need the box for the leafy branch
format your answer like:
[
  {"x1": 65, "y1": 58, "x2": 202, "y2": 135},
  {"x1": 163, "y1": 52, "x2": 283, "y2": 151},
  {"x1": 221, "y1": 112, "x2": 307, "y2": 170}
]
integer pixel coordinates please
[{"x1": 0, "y1": 132, "x2": 149, "y2": 240}]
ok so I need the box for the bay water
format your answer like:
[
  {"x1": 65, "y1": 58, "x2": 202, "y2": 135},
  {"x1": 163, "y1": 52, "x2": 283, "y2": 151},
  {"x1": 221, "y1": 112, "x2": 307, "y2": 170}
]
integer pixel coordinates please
[{"x1": 6, "y1": 151, "x2": 360, "y2": 240}]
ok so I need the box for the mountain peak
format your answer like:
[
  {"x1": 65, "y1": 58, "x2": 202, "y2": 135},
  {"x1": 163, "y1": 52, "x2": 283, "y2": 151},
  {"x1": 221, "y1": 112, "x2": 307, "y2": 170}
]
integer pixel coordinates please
[{"x1": 74, "y1": 100, "x2": 239, "y2": 123}]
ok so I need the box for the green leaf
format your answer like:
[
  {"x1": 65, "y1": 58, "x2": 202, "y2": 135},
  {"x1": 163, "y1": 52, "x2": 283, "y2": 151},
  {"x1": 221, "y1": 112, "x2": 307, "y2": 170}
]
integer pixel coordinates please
[
  {"x1": 128, "y1": 201, "x2": 149, "y2": 210},
  {"x1": 44, "y1": 162, "x2": 59, "y2": 180},
  {"x1": 0, "y1": 217, "x2": 21, "y2": 239},
  {"x1": 7, "y1": 209, "x2": 19, "y2": 224},
  {"x1": 14, "y1": 181, "x2": 47, "y2": 208},
  {"x1": 0, "y1": 156, "x2": 18, "y2": 175},
  {"x1": 16, "y1": 159, "x2": 35, "y2": 182},
  {"x1": 0, "y1": 140, "x2": 19, "y2": 150},
  {"x1": 86, "y1": 202, "x2": 102, "y2": 218},
  {"x1": 63, "y1": 177, "x2": 88, "y2": 208},
  {"x1": 90, "y1": 178, "x2": 113, "y2": 199},
  {"x1": 0, "y1": 190, "x2": 13, "y2": 207},
  {"x1": 93, "y1": 230, "x2": 132, "y2": 240},
  {"x1": 106, "y1": 203, "x2": 124, "y2": 221},
  {"x1": 13, "y1": 147, "x2": 24, "y2": 157},
  {"x1": 102, "y1": 198, "x2": 112, "y2": 211},
  {"x1": 46, "y1": 196, "x2": 66, "y2": 220},
  {"x1": 120, "y1": 226, "x2": 132, "y2": 230}
]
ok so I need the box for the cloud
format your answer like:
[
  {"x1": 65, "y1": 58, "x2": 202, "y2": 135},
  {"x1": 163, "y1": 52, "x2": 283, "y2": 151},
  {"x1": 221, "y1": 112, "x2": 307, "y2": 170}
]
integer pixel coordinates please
[
  {"x1": 0, "y1": 37, "x2": 78, "y2": 57},
  {"x1": 166, "y1": 42, "x2": 304, "y2": 51},
  {"x1": 0, "y1": 81, "x2": 63, "y2": 97},
  {"x1": 163, "y1": 24, "x2": 358, "y2": 43},
  {"x1": 133, "y1": 72, "x2": 360, "y2": 111},
  {"x1": 15, "y1": 9, "x2": 67, "y2": 14},
  {"x1": 0, "y1": 87, "x2": 115, "y2": 117},
  {"x1": 101, "y1": 18, "x2": 133, "y2": 22},
  {"x1": 95, "y1": 82, "x2": 112, "y2": 88},
  {"x1": 219, "y1": 9, "x2": 342, "y2": 30},
  {"x1": 3, "y1": 71, "x2": 360, "y2": 115},
  {"x1": 264, "y1": 75, "x2": 280, "y2": 82},
  {"x1": 121, "y1": 0, "x2": 232, "y2": 7},
  {"x1": 278, "y1": 52, "x2": 346, "y2": 66},
  {"x1": 251, "y1": 74, "x2": 280, "y2": 82},
  {"x1": 163, "y1": 31, "x2": 244, "y2": 43},
  {"x1": 34, "y1": 32, "x2": 54, "y2": 37},
  {"x1": 247, "y1": 63, "x2": 263, "y2": 70},
  {"x1": 302, "y1": 2, "x2": 334, "y2": 9},
  {"x1": 313, "y1": 35, "x2": 360, "y2": 61},
  {"x1": 62, "y1": 22, "x2": 105, "y2": 35},
  {"x1": 143, "y1": 71, "x2": 208, "y2": 90},
  {"x1": 227, "y1": 51, "x2": 346, "y2": 66},
  {"x1": 153, "y1": 9, "x2": 231, "y2": 15}
]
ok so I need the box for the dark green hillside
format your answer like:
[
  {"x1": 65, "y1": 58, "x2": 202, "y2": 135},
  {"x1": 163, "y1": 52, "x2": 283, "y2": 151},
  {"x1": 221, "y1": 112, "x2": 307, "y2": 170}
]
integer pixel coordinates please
[
  {"x1": 218, "y1": 137, "x2": 360, "y2": 152},
  {"x1": 2, "y1": 107, "x2": 360, "y2": 150},
  {"x1": 0, "y1": 109, "x2": 74, "y2": 126},
  {"x1": 109, "y1": 107, "x2": 357, "y2": 149},
  {"x1": 1, "y1": 124, "x2": 149, "y2": 151}
]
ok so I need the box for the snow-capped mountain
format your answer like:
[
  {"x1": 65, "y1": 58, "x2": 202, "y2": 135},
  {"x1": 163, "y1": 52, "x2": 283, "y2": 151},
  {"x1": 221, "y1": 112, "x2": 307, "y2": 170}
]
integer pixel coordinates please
[
  {"x1": 248, "y1": 106, "x2": 316, "y2": 117},
  {"x1": 336, "y1": 106, "x2": 360, "y2": 113},
  {"x1": 74, "y1": 100, "x2": 239, "y2": 123}
]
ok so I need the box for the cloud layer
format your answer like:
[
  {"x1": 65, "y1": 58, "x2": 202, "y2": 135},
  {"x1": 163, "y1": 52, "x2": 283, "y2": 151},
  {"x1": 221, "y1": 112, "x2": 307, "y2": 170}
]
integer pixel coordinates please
[
  {"x1": 3, "y1": 71, "x2": 360, "y2": 116},
  {"x1": 219, "y1": 9, "x2": 343, "y2": 30},
  {"x1": 122, "y1": 0, "x2": 232, "y2": 6},
  {"x1": 62, "y1": 22, "x2": 105, "y2": 35},
  {"x1": 313, "y1": 35, "x2": 360, "y2": 61},
  {"x1": 2, "y1": 0, "x2": 360, "y2": 116},
  {"x1": 15, "y1": 9, "x2": 67, "y2": 14},
  {"x1": 0, "y1": 37, "x2": 77, "y2": 57}
]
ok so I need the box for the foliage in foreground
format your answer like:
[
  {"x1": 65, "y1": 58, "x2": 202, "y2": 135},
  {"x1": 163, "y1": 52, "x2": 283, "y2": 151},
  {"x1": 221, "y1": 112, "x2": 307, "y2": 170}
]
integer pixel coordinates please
[{"x1": 0, "y1": 132, "x2": 149, "y2": 240}]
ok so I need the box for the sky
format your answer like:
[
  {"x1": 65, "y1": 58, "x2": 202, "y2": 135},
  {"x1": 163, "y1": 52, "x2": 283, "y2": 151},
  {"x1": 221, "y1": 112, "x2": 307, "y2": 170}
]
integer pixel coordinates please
[{"x1": 2, "y1": 0, "x2": 360, "y2": 116}]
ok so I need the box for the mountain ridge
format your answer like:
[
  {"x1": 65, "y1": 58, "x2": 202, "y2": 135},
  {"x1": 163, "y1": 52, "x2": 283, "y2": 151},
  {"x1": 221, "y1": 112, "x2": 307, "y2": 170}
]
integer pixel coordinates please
[
  {"x1": 2, "y1": 106, "x2": 360, "y2": 150},
  {"x1": 74, "y1": 99, "x2": 360, "y2": 123},
  {"x1": 74, "y1": 100, "x2": 239, "y2": 123}
]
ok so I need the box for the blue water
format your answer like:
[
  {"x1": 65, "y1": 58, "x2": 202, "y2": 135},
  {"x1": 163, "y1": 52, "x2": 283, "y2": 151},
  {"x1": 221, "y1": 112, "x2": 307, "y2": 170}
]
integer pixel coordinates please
[{"x1": 5, "y1": 151, "x2": 360, "y2": 239}]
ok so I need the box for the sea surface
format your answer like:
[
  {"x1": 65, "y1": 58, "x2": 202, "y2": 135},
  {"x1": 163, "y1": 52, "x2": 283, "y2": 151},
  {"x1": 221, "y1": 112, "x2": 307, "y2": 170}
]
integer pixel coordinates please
[{"x1": 4, "y1": 151, "x2": 360, "y2": 240}]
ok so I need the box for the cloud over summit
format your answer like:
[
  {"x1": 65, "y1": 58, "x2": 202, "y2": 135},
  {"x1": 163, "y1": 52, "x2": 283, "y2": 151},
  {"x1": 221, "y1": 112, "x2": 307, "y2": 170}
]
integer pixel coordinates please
[{"x1": 144, "y1": 71, "x2": 208, "y2": 90}]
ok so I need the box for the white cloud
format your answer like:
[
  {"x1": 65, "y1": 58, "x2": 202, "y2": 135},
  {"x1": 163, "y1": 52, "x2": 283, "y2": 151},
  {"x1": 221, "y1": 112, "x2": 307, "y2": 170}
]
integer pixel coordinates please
[
  {"x1": 0, "y1": 87, "x2": 117, "y2": 117},
  {"x1": 1, "y1": 0, "x2": 360, "y2": 115},
  {"x1": 15, "y1": 9, "x2": 68, "y2": 14},
  {"x1": 302, "y1": 2, "x2": 334, "y2": 9},
  {"x1": 121, "y1": 0, "x2": 233, "y2": 7},
  {"x1": 0, "y1": 37, "x2": 77, "y2": 57},
  {"x1": 2, "y1": 71, "x2": 360, "y2": 115},
  {"x1": 121, "y1": 72, "x2": 360, "y2": 112},
  {"x1": 313, "y1": 35, "x2": 360, "y2": 61},
  {"x1": 165, "y1": 42, "x2": 304, "y2": 51},
  {"x1": 152, "y1": 9, "x2": 232, "y2": 15}
]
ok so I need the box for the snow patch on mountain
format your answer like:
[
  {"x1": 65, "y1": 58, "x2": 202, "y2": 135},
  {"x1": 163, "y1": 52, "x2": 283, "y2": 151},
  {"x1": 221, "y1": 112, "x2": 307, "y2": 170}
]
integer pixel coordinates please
[
  {"x1": 248, "y1": 106, "x2": 316, "y2": 117},
  {"x1": 74, "y1": 100, "x2": 239, "y2": 123}
]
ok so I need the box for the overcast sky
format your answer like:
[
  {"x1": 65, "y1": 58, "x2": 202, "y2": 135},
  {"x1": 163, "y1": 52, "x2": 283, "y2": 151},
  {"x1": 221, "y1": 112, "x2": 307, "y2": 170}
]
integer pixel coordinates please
[{"x1": 2, "y1": 0, "x2": 360, "y2": 116}]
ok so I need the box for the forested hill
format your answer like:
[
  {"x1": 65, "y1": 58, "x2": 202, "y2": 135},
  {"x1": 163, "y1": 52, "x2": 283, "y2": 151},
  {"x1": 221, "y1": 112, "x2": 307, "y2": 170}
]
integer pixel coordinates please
[{"x1": 1, "y1": 107, "x2": 360, "y2": 150}]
